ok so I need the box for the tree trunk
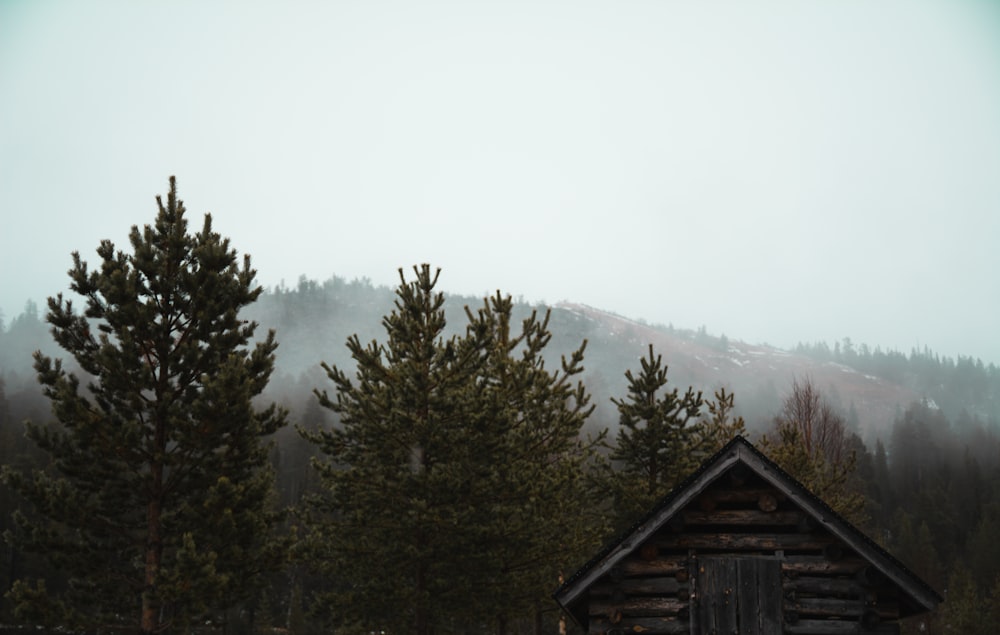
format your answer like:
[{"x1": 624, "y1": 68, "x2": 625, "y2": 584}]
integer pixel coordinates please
[{"x1": 142, "y1": 465, "x2": 163, "y2": 634}]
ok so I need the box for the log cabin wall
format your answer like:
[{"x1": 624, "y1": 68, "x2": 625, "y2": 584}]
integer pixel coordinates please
[{"x1": 586, "y1": 465, "x2": 904, "y2": 635}]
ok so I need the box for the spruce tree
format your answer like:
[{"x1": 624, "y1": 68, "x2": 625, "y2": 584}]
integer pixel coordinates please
[
  {"x1": 608, "y1": 344, "x2": 704, "y2": 524},
  {"x1": 1, "y1": 177, "x2": 287, "y2": 633},
  {"x1": 302, "y1": 266, "x2": 605, "y2": 635}
]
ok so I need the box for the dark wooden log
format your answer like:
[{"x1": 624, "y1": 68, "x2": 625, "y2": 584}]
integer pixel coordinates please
[
  {"x1": 682, "y1": 509, "x2": 803, "y2": 526},
  {"x1": 638, "y1": 542, "x2": 659, "y2": 561},
  {"x1": 782, "y1": 556, "x2": 866, "y2": 576},
  {"x1": 667, "y1": 514, "x2": 685, "y2": 533},
  {"x1": 855, "y1": 565, "x2": 889, "y2": 587},
  {"x1": 706, "y1": 487, "x2": 787, "y2": 504},
  {"x1": 872, "y1": 601, "x2": 900, "y2": 620},
  {"x1": 785, "y1": 597, "x2": 866, "y2": 617},
  {"x1": 861, "y1": 609, "x2": 881, "y2": 629},
  {"x1": 619, "y1": 556, "x2": 686, "y2": 577},
  {"x1": 657, "y1": 532, "x2": 835, "y2": 551},
  {"x1": 758, "y1": 492, "x2": 779, "y2": 512},
  {"x1": 785, "y1": 576, "x2": 866, "y2": 596},
  {"x1": 587, "y1": 616, "x2": 689, "y2": 635},
  {"x1": 698, "y1": 492, "x2": 717, "y2": 512},
  {"x1": 784, "y1": 619, "x2": 900, "y2": 634},
  {"x1": 591, "y1": 577, "x2": 689, "y2": 597},
  {"x1": 798, "y1": 516, "x2": 817, "y2": 532},
  {"x1": 609, "y1": 565, "x2": 625, "y2": 583},
  {"x1": 823, "y1": 543, "x2": 845, "y2": 561},
  {"x1": 589, "y1": 596, "x2": 687, "y2": 617}
]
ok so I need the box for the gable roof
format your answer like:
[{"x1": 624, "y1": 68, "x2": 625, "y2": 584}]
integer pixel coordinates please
[{"x1": 554, "y1": 435, "x2": 942, "y2": 627}]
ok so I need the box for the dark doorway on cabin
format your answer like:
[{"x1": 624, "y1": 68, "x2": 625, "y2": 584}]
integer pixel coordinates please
[{"x1": 696, "y1": 556, "x2": 782, "y2": 635}]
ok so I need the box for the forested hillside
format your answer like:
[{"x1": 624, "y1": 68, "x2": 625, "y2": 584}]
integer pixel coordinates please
[{"x1": 2, "y1": 272, "x2": 1000, "y2": 633}]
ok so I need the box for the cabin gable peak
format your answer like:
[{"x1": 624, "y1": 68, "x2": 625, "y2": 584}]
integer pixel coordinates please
[{"x1": 555, "y1": 435, "x2": 942, "y2": 635}]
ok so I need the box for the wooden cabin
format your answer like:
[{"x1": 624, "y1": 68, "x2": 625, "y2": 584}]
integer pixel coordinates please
[{"x1": 554, "y1": 436, "x2": 941, "y2": 635}]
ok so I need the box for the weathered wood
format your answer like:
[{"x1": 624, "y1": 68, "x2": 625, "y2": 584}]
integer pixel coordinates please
[
  {"x1": 855, "y1": 565, "x2": 889, "y2": 587},
  {"x1": 784, "y1": 619, "x2": 900, "y2": 634},
  {"x1": 785, "y1": 597, "x2": 866, "y2": 617},
  {"x1": 782, "y1": 556, "x2": 866, "y2": 576},
  {"x1": 696, "y1": 557, "x2": 783, "y2": 635},
  {"x1": 871, "y1": 601, "x2": 900, "y2": 620},
  {"x1": 823, "y1": 543, "x2": 845, "y2": 561},
  {"x1": 682, "y1": 509, "x2": 803, "y2": 526},
  {"x1": 589, "y1": 596, "x2": 687, "y2": 617},
  {"x1": 705, "y1": 486, "x2": 787, "y2": 504},
  {"x1": 587, "y1": 616, "x2": 689, "y2": 635},
  {"x1": 591, "y1": 577, "x2": 688, "y2": 597},
  {"x1": 618, "y1": 556, "x2": 687, "y2": 577},
  {"x1": 758, "y1": 492, "x2": 779, "y2": 512},
  {"x1": 698, "y1": 558, "x2": 738, "y2": 635},
  {"x1": 638, "y1": 542, "x2": 658, "y2": 561},
  {"x1": 657, "y1": 532, "x2": 836, "y2": 551},
  {"x1": 560, "y1": 439, "x2": 936, "y2": 633},
  {"x1": 785, "y1": 575, "x2": 866, "y2": 596},
  {"x1": 743, "y1": 557, "x2": 783, "y2": 634},
  {"x1": 698, "y1": 492, "x2": 717, "y2": 512},
  {"x1": 728, "y1": 464, "x2": 752, "y2": 486},
  {"x1": 861, "y1": 609, "x2": 881, "y2": 629},
  {"x1": 667, "y1": 515, "x2": 685, "y2": 533}
]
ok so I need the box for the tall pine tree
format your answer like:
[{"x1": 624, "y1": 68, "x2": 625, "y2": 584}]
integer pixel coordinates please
[
  {"x1": 301, "y1": 265, "x2": 604, "y2": 635},
  {"x1": 464, "y1": 291, "x2": 605, "y2": 633},
  {"x1": 1, "y1": 177, "x2": 287, "y2": 634},
  {"x1": 607, "y1": 344, "x2": 705, "y2": 524}
]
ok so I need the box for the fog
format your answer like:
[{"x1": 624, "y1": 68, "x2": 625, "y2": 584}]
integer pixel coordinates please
[{"x1": 2, "y1": 0, "x2": 999, "y2": 363}]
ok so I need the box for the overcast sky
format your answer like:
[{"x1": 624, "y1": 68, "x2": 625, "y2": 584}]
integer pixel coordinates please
[{"x1": 2, "y1": 0, "x2": 999, "y2": 364}]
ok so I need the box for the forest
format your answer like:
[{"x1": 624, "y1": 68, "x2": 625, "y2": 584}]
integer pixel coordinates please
[{"x1": 1, "y1": 184, "x2": 1000, "y2": 634}]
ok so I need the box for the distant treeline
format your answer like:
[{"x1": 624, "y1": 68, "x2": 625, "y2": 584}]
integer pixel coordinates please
[
  {"x1": 4, "y1": 277, "x2": 1000, "y2": 435},
  {"x1": 794, "y1": 339, "x2": 1000, "y2": 425}
]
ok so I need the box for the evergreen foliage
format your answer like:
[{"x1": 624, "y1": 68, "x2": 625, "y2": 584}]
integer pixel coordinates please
[
  {"x1": 0, "y1": 178, "x2": 287, "y2": 633},
  {"x1": 794, "y1": 339, "x2": 1000, "y2": 424},
  {"x1": 606, "y1": 345, "x2": 745, "y2": 527},
  {"x1": 300, "y1": 265, "x2": 605, "y2": 635},
  {"x1": 5, "y1": 264, "x2": 1000, "y2": 631}
]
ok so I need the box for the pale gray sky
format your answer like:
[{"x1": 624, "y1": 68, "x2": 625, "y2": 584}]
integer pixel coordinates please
[{"x1": 2, "y1": 0, "x2": 999, "y2": 363}]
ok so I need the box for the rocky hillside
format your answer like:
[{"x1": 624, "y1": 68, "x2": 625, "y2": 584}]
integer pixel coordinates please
[
  {"x1": 4, "y1": 276, "x2": 989, "y2": 445},
  {"x1": 553, "y1": 303, "x2": 919, "y2": 442}
]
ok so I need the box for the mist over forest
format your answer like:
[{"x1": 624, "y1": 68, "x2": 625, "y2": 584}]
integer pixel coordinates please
[
  {"x1": 3, "y1": 271, "x2": 1000, "y2": 633},
  {"x1": 5, "y1": 272, "x2": 996, "y2": 438}
]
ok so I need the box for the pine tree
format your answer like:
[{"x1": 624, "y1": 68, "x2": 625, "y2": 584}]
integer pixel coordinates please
[
  {"x1": 607, "y1": 344, "x2": 705, "y2": 525},
  {"x1": 301, "y1": 265, "x2": 605, "y2": 634},
  {"x1": 1, "y1": 177, "x2": 287, "y2": 633},
  {"x1": 697, "y1": 387, "x2": 747, "y2": 455},
  {"x1": 465, "y1": 291, "x2": 605, "y2": 632}
]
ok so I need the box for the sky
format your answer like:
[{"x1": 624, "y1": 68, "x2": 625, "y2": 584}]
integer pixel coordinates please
[{"x1": 2, "y1": 0, "x2": 999, "y2": 364}]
